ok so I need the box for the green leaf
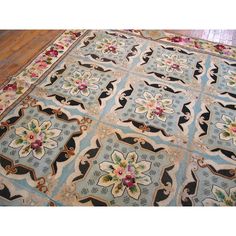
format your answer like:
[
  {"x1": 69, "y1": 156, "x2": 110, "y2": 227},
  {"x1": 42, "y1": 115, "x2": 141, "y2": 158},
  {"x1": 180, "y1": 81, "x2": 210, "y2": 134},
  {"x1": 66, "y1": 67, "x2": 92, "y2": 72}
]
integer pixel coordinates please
[
  {"x1": 15, "y1": 138, "x2": 24, "y2": 145},
  {"x1": 224, "y1": 117, "x2": 232, "y2": 125},
  {"x1": 120, "y1": 161, "x2": 127, "y2": 168},
  {"x1": 222, "y1": 131, "x2": 230, "y2": 138},
  {"x1": 139, "y1": 164, "x2": 145, "y2": 170},
  {"x1": 35, "y1": 147, "x2": 43, "y2": 155},
  {"x1": 114, "y1": 155, "x2": 121, "y2": 164},
  {"x1": 64, "y1": 82, "x2": 72, "y2": 88},
  {"x1": 102, "y1": 175, "x2": 113, "y2": 183},
  {"x1": 215, "y1": 189, "x2": 225, "y2": 200},
  {"x1": 47, "y1": 131, "x2": 55, "y2": 136},
  {"x1": 22, "y1": 145, "x2": 31, "y2": 154},
  {"x1": 129, "y1": 185, "x2": 137, "y2": 193},
  {"x1": 137, "y1": 106, "x2": 146, "y2": 112},
  {"x1": 29, "y1": 122, "x2": 36, "y2": 130},
  {"x1": 228, "y1": 80, "x2": 235, "y2": 85},
  {"x1": 116, "y1": 182, "x2": 123, "y2": 190}
]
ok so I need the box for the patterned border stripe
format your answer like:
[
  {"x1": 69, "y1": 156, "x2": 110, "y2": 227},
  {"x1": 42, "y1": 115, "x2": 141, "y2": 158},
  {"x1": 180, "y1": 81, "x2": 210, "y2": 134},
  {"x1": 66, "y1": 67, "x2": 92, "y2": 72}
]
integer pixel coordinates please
[
  {"x1": 122, "y1": 30, "x2": 236, "y2": 60},
  {"x1": 0, "y1": 30, "x2": 87, "y2": 116}
]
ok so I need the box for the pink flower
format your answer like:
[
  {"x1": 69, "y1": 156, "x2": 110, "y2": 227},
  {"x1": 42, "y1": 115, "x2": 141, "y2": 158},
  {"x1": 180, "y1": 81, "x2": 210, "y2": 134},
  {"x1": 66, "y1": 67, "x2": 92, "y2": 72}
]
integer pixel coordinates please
[
  {"x1": 170, "y1": 36, "x2": 183, "y2": 43},
  {"x1": 114, "y1": 166, "x2": 125, "y2": 177},
  {"x1": 122, "y1": 174, "x2": 135, "y2": 188},
  {"x1": 214, "y1": 44, "x2": 226, "y2": 51},
  {"x1": 35, "y1": 60, "x2": 48, "y2": 70},
  {"x1": 171, "y1": 63, "x2": 180, "y2": 70},
  {"x1": 45, "y1": 49, "x2": 59, "y2": 57},
  {"x1": 146, "y1": 100, "x2": 156, "y2": 109},
  {"x1": 169, "y1": 36, "x2": 190, "y2": 44},
  {"x1": 107, "y1": 45, "x2": 117, "y2": 53},
  {"x1": 31, "y1": 139, "x2": 43, "y2": 150},
  {"x1": 194, "y1": 41, "x2": 202, "y2": 49},
  {"x1": 76, "y1": 80, "x2": 88, "y2": 91},
  {"x1": 3, "y1": 83, "x2": 17, "y2": 92},
  {"x1": 230, "y1": 126, "x2": 236, "y2": 133},
  {"x1": 154, "y1": 106, "x2": 164, "y2": 116},
  {"x1": 30, "y1": 72, "x2": 38, "y2": 78},
  {"x1": 26, "y1": 132, "x2": 36, "y2": 143}
]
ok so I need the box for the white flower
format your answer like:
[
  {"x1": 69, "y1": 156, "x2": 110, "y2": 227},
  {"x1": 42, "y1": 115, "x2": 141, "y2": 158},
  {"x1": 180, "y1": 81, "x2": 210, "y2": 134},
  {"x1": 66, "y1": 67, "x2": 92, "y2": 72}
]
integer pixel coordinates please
[
  {"x1": 98, "y1": 151, "x2": 151, "y2": 199},
  {"x1": 10, "y1": 119, "x2": 61, "y2": 160},
  {"x1": 62, "y1": 71, "x2": 99, "y2": 96},
  {"x1": 96, "y1": 38, "x2": 124, "y2": 54},
  {"x1": 156, "y1": 54, "x2": 188, "y2": 74},
  {"x1": 135, "y1": 92, "x2": 174, "y2": 121}
]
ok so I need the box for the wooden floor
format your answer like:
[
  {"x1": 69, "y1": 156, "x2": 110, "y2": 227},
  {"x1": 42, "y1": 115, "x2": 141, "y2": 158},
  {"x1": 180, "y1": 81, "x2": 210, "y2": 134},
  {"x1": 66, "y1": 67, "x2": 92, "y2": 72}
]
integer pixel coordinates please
[
  {"x1": 0, "y1": 30, "x2": 63, "y2": 84},
  {"x1": 0, "y1": 30, "x2": 236, "y2": 84}
]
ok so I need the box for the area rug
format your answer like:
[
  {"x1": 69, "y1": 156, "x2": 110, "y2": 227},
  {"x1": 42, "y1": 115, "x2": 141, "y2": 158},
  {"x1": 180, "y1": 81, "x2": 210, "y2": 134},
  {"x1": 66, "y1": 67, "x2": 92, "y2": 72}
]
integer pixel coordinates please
[{"x1": 0, "y1": 30, "x2": 236, "y2": 206}]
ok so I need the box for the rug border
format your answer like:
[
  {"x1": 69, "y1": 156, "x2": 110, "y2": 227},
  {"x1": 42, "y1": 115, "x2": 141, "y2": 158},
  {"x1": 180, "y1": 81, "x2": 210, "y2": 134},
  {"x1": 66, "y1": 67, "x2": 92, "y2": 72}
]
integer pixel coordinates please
[
  {"x1": 0, "y1": 30, "x2": 90, "y2": 119},
  {"x1": 117, "y1": 30, "x2": 236, "y2": 61},
  {"x1": 163, "y1": 30, "x2": 236, "y2": 49}
]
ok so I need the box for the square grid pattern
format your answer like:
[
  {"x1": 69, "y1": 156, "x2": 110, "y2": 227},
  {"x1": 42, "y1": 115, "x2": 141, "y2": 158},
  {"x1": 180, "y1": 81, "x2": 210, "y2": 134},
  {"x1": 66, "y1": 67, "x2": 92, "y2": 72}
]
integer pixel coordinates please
[{"x1": 0, "y1": 30, "x2": 235, "y2": 206}]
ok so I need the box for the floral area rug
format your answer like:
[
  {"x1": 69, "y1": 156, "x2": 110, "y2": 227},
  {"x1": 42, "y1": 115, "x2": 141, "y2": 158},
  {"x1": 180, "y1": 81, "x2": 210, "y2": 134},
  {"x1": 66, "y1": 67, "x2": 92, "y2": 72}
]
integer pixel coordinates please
[{"x1": 0, "y1": 30, "x2": 236, "y2": 206}]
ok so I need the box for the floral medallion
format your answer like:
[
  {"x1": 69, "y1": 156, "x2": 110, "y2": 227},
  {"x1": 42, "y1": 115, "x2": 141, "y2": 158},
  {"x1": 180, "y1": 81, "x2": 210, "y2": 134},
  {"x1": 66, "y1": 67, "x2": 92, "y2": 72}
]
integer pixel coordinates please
[
  {"x1": 38, "y1": 57, "x2": 125, "y2": 116},
  {"x1": 135, "y1": 92, "x2": 174, "y2": 121},
  {"x1": 72, "y1": 31, "x2": 142, "y2": 68},
  {"x1": 9, "y1": 119, "x2": 61, "y2": 159},
  {"x1": 0, "y1": 97, "x2": 93, "y2": 196},
  {"x1": 156, "y1": 54, "x2": 188, "y2": 74},
  {"x1": 53, "y1": 129, "x2": 181, "y2": 206},
  {"x1": 96, "y1": 38, "x2": 125, "y2": 54},
  {"x1": 98, "y1": 150, "x2": 151, "y2": 199},
  {"x1": 134, "y1": 44, "x2": 205, "y2": 88},
  {"x1": 107, "y1": 76, "x2": 194, "y2": 146},
  {"x1": 62, "y1": 71, "x2": 99, "y2": 96}
]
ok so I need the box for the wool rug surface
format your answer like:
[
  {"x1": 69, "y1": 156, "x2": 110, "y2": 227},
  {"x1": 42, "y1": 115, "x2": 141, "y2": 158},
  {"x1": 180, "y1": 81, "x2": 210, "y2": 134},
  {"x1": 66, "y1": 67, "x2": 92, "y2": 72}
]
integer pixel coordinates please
[{"x1": 0, "y1": 30, "x2": 236, "y2": 206}]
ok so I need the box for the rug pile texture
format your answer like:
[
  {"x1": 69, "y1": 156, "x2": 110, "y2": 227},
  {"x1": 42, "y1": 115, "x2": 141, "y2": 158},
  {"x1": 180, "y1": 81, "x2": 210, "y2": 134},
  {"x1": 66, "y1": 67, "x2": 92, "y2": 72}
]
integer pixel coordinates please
[{"x1": 0, "y1": 30, "x2": 236, "y2": 206}]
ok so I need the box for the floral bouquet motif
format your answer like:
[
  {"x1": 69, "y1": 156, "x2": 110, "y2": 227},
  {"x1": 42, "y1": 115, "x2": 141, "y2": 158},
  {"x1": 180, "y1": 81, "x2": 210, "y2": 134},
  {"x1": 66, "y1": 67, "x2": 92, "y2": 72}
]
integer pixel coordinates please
[
  {"x1": 98, "y1": 151, "x2": 151, "y2": 199},
  {"x1": 135, "y1": 92, "x2": 174, "y2": 121},
  {"x1": 10, "y1": 119, "x2": 61, "y2": 159}
]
